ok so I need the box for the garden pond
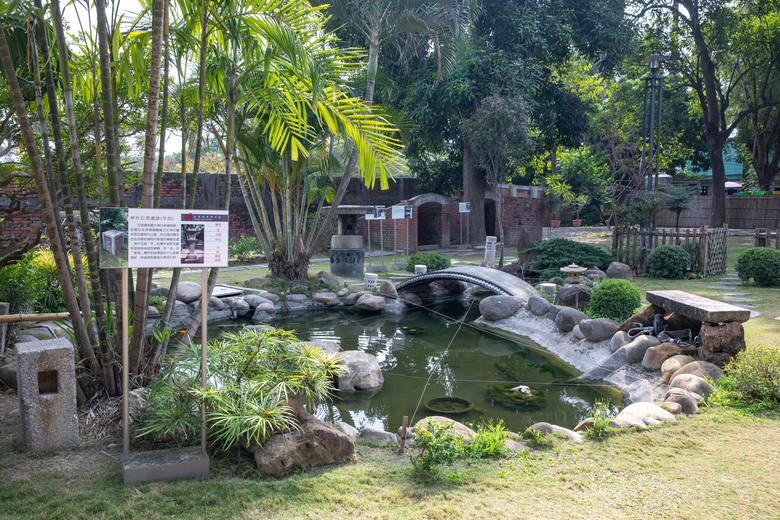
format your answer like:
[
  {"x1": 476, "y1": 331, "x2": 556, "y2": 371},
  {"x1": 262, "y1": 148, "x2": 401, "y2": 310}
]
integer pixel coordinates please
[{"x1": 214, "y1": 296, "x2": 622, "y2": 434}]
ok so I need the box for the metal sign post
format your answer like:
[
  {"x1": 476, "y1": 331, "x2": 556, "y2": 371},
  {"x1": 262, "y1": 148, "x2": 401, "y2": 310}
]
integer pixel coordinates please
[
  {"x1": 390, "y1": 205, "x2": 406, "y2": 269},
  {"x1": 404, "y1": 205, "x2": 412, "y2": 265}
]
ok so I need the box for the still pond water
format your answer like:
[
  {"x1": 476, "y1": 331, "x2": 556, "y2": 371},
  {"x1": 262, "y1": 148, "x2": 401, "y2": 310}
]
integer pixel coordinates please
[{"x1": 216, "y1": 297, "x2": 621, "y2": 434}]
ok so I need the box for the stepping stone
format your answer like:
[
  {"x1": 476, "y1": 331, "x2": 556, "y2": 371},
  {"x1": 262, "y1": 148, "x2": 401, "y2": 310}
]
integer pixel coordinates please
[
  {"x1": 775, "y1": 317, "x2": 780, "y2": 322},
  {"x1": 707, "y1": 286, "x2": 740, "y2": 290},
  {"x1": 747, "y1": 310, "x2": 760, "y2": 318},
  {"x1": 723, "y1": 297, "x2": 755, "y2": 303},
  {"x1": 721, "y1": 293, "x2": 747, "y2": 296},
  {"x1": 734, "y1": 304, "x2": 757, "y2": 309}
]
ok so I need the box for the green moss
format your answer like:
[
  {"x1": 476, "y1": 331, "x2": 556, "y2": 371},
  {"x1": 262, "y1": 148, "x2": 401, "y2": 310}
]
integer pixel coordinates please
[{"x1": 488, "y1": 384, "x2": 546, "y2": 409}]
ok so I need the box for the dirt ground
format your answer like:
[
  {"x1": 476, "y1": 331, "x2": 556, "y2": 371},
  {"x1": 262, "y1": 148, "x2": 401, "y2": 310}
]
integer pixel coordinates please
[{"x1": 0, "y1": 388, "x2": 120, "y2": 481}]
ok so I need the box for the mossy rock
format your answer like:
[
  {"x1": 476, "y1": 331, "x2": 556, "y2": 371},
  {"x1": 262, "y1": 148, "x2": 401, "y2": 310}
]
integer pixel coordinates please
[{"x1": 488, "y1": 384, "x2": 546, "y2": 410}]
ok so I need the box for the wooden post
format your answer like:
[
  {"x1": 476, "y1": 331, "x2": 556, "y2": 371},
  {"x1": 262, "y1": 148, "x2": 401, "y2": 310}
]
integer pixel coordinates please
[{"x1": 398, "y1": 415, "x2": 408, "y2": 454}]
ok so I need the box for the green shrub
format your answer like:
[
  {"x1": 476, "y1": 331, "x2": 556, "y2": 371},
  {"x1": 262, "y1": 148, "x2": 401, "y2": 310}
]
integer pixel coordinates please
[
  {"x1": 229, "y1": 235, "x2": 265, "y2": 262},
  {"x1": 736, "y1": 248, "x2": 780, "y2": 287},
  {"x1": 520, "y1": 238, "x2": 614, "y2": 281},
  {"x1": 647, "y1": 244, "x2": 690, "y2": 279},
  {"x1": 724, "y1": 345, "x2": 780, "y2": 404},
  {"x1": 583, "y1": 400, "x2": 613, "y2": 441},
  {"x1": 587, "y1": 278, "x2": 641, "y2": 322},
  {"x1": 465, "y1": 421, "x2": 507, "y2": 459},
  {"x1": 406, "y1": 251, "x2": 451, "y2": 272},
  {"x1": 411, "y1": 420, "x2": 464, "y2": 477},
  {"x1": 148, "y1": 295, "x2": 167, "y2": 313}
]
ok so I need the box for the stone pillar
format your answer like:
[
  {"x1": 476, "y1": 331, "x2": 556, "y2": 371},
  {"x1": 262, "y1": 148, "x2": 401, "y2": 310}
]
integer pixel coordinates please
[
  {"x1": 16, "y1": 338, "x2": 79, "y2": 451},
  {"x1": 330, "y1": 235, "x2": 364, "y2": 278}
]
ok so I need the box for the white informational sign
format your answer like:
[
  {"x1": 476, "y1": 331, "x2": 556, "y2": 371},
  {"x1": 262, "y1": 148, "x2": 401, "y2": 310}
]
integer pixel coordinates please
[
  {"x1": 366, "y1": 206, "x2": 385, "y2": 220},
  {"x1": 391, "y1": 205, "x2": 405, "y2": 220},
  {"x1": 98, "y1": 208, "x2": 229, "y2": 269},
  {"x1": 459, "y1": 202, "x2": 471, "y2": 213}
]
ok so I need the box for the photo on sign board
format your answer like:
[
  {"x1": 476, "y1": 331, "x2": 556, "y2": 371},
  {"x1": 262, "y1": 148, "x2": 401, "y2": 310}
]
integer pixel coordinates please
[
  {"x1": 98, "y1": 207, "x2": 129, "y2": 269},
  {"x1": 181, "y1": 224, "x2": 205, "y2": 264},
  {"x1": 375, "y1": 207, "x2": 386, "y2": 219}
]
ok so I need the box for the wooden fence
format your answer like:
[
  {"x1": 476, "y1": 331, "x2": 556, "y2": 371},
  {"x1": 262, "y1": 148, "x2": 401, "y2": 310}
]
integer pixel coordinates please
[
  {"x1": 656, "y1": 195, "x2": 780, "y2": 229},
  {"x1": 754, "y1": 228, "x2": 780, "y2": 248},
  {"x1": 612, "y1": 225, "x2": 729, "y2": 277}
]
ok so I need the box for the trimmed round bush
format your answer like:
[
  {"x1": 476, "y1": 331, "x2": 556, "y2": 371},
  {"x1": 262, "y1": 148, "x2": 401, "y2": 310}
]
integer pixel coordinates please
[
  {"x1": 736, "y1": 247, "x2": 780, "y2": 287},
  {"x1": 587, "y1": 278, "x2": 642, "y2": 322},
  {"x1": 647, "y1": 244, "x2": 690, "y2": 279},
  {"x1": 406, "y1": 251, "x2": 451, "y2": 272}
]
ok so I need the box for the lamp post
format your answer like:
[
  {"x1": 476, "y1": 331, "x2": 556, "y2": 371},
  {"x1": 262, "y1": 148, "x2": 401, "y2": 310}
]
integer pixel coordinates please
[{"x1": 639, "y1": 51, "x2": 664, "y2": 194}]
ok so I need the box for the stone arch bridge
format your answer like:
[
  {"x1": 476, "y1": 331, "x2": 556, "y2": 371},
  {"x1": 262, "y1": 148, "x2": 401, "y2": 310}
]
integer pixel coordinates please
[{"x1": 396, "y1": 266, "x2": 537, "y2": 300}]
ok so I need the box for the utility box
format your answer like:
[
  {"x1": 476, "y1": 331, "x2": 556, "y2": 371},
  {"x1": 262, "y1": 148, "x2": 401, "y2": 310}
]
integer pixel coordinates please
[{"x1": 16, "y1": 338, "x2": 79, "y2": 451}]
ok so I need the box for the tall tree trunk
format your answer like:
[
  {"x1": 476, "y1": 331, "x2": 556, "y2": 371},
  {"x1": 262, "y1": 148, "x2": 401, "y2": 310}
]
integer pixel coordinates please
[
  {"x1": 95, "y1": 0, "x2": 121, "y2": 206},
  {"x1": 129, "y1": 0, "x2": 165, "y2": 374},
  {"x1": 0, "y1": 27, "x2": 98, "y2": 372},
  {"x1": 463, "y1": 142, "x2": 486, "y2": 245}
]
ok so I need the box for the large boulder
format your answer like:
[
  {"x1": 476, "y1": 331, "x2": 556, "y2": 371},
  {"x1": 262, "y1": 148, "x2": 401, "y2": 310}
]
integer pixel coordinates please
[
  {"x1": 479, "y1": 295, "x2": 526, "y2": 321},
  {"x1": 401, "y1": 292, "x2": 423, "y2": 307},
  {"x1": 412, "y1": 416, "x2": 475, "y2": 443},
  {"x1": 358, "y1": 427, "x2": 398, "y2": 446},
  {"x1": 171, "y1": 300, "x2": 191, "y2": 316},
  {"x1": 336, "y1": 422, "x2": 359, "y2": 441},
  {"x1": 312, "y1": 292, "x2": 340, "y2": 307},
  {"x1": 670, "y1": 373, "x2": 714, "y2": 400},
  {"x1": 378, "y1": 281, "x2": 399, "y2": 299},
  {"x1": 147, "y1": 305, "x2": 161, "y2": 319},
  {"x1": 522, "y1": 422, "x2": 583, "y2": 443},
  {"x1": 700, "y1": 321, "x2": 746, "y2": 355},
  {"x1": 612, "y1": 402, "x2": 676, "y2": 428},
  {"x1": 606, "y1": 261, "x2": 633, "y2": 281},
  {"x1": 224, "y1": 297, "x2": 252, "y2": 317},
  {"x1": 610, "y1": 331, "x2": 632, "y2": 353},
  {"x1": 355, "y1": 294, "x2": 385, "y2": 312},
  {"x1": 317, "y1": 270, "x2": 340, "y2": 288},
  {"x1": 343, "y1": 292, "x2": 361, "y2": 306},
  {"x1": 0, "y1": 362, "x2": 18, "y2": 389},
  {"x1": 579, "y1": 318, "x2": 621, "y2": 343},
  {"x1": 554, "y1": 284, "x2": 591, "y2": 311},
  {"x1": 246, "y1": 400, "x2": 354, "y2": 476},
  {"x1": 243, "y1": 294, "x2": 273, "y2": 309},
  {"x1": 642, "y1": 343, "x2": 685, "y2": 371},
  {"x1": 664, "y1": 388, "x2": 699, "y2": 414},
  {"x1": 554, "y1": 307, "x2": 588, "y2": 333},
  {"x1": 670, "y1": 360, "x2": 723, "y2": 383},
  {"x1": 305, "y1": 340, "x2": 342, "y2": 356},
  {"x1": 176, "y1": 281, "x2": 203, "y2": 303},
  {"x1": 661, "y1": 355, "x2": 695, "y2": 383},
  {"x1": 698, "y1": 347, "x2": 733, "y2": 369},
  {"x1": 623, "y1": 335, "x2": 662, "y2": 364},
  {"x1": 334, "y1": 351, "x2": 383, "y2": 392},
  {"x1": 528, "y1": 295, "x2": 552, "y2": 316}
]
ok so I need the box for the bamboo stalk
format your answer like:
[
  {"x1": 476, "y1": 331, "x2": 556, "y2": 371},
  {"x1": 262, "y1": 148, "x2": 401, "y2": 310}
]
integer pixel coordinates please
[{"x1": 0, "y1": 312, "x2": 71, "y2": 324}]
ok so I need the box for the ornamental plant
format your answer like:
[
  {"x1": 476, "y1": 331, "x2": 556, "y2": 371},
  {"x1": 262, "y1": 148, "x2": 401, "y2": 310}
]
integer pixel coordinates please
[
  {"x1": 521, "y1": 238, "x2": 614, "y2": 281},
  {"x1": 138, "y1": 328, "x2": 344, "y2": 450},
  {"x1": 647, "y1": 244, "x2": 690, "y2": 279},
  {"x1": 736, "y1": 247, "x2": 780, "y2": 286},
  {"x1": 724, "y1": 345, "x2": 780, "y2": 404},
  {"x1": 406, "y1": 251, "x2": 451, "y2": 272},
  {"x1": 587, "y1": 278, "x2": 641, "y2": 322}
]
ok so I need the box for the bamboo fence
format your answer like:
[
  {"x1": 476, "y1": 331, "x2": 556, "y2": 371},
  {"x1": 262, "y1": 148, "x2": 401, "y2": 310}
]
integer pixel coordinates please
[{"x1": 611, "y1": 225, "x2": 729, "y2": 277}]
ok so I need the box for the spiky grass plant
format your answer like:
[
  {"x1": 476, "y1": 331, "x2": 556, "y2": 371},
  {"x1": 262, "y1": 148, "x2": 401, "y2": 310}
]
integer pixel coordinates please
[{"x1": 139, "y1": 328, "x2": 344, "y2": 450}]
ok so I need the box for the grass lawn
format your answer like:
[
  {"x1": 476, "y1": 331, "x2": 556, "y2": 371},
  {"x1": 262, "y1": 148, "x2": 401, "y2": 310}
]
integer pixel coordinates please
[{"x1": 1, "y1": 404, "x2": 779, "y2": 519}]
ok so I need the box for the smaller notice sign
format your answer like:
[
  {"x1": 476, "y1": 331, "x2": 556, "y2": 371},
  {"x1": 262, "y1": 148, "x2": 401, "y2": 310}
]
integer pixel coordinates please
[
  {"x1": 99, "y1": 208, "x2": 229, "y2": 269},
  {"x1": 459, "y1": 202, "x2": 471, "y2": 213},
  {"x1": 391, "y1": 205, "x2": 405, "y2": 220},
  {"x1": 366, "y1": 206, "x2": 386, "y2": 220}
]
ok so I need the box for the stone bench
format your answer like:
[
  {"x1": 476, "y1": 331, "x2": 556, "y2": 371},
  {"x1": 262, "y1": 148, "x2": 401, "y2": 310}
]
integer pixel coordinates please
[
  {"x1": 645, "y1": 290, "x2": 749, "y2": 367},
  {"x1": 646, "y1": 290, "x2": 750, "y2": 324}
]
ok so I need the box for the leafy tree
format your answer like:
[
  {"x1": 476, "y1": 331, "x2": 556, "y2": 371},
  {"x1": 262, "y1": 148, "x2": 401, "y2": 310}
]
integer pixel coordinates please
[
  {"x1": 634, "y1": 0, "x2": 780, "y2": 225},
  {"x1": 661, "y1": 183, "x2": 696, "y2": 231}
]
